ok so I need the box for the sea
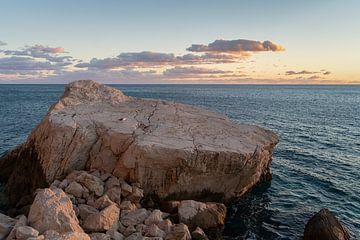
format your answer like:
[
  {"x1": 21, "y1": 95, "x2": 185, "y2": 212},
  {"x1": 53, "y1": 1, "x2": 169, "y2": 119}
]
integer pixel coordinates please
[{"x1": 0, "y1": 84, "x2": 359, "y2": 239}]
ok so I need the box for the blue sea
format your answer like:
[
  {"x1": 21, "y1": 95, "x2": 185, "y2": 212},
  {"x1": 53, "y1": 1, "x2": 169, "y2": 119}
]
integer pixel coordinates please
[{"x1": 0, "y1": 84, "x2": 359, "y2": 239}]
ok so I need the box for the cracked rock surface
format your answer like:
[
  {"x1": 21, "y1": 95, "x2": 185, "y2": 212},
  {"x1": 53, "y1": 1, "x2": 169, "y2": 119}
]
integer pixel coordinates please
[{"x1": 0, "y1": 80, "x2": 278, "y2": 206}]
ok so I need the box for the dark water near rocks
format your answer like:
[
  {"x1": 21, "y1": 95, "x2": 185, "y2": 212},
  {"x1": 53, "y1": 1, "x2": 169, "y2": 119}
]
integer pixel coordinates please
[{"x1": 0, "y1": 84, "x2": 359, "y2": 239}]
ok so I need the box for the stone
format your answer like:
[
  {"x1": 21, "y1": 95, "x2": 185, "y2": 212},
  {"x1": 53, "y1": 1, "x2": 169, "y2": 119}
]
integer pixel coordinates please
[
  {"x1": 178, "y1": 200, "x2": 226, "y2": 231},
  {"x1": 83, "y1": 204, "x2": 120, "y2": 232},
  {"x1": 15, "y1": 226, "x2": 39, "y2": 240},
  {"x1": 144, "y1": 210, "x2": 163, "y2": 226},
  {"x1": 53, "y1": 232, "x2": 91, "y2": 240},
  {"x1": 144, "y1": 224, "x2": 165, "y2": 238},
  {"x1": 106, "y1": 229, "x2": 124, "y2": 240},
  {"x1": 126, "y1": 187, "x2": 143, "y2": 204},
  {"x1": 120, "y1": 182, "x2": 132, "y2": 197},
  {"x1": 120, "y1": 208, "x2": 149, "y2": 227},
  {"x1": 76, "y1": 171, "x2": 104, "y2": 197},
  {"x1": 89, "y1": 233, "x2": 111, "y2": 240},
  {"x1": 0, "y1": 80, "x2": 278, "y2": 205},
  {"x1": 158, "y1": 219, "x2": 172, "y2": 234},
  {"x1": 125, "y1": 232, "x2": 144, "y2": 240},
  {"x1": 78, "y1": 204, "x2": 99, "y2": 221},
  {"x1": 0, "y1": 213, "x2": 16, "y2": 239},
  {"x1": 59, "y1": 179, "x2": 70, "y2": 190},
  {"x1": 106, "y1": 187, "x2": 122, "y2": 205},
  {"x1": 6, "y1": 214, "x2": 27, "y2": 240},
  {"x1": 119, "y1": 201, "x2": 137, "y2": 211},
  {"x1": 135, "y1": 224, "x2": 147, "y2": 235},
  {"x1": 43, "y1": 230, "x2": 61, "y2": 239},
  {"x1": 165, "y1": 223, "x2": 191, "y2": 240},
  {"x1": 28, "y1": 188, "x2": 83, "y2": 234},
  {"x1": 65, "y1": 181, "x2": 84, "y2": 198},
  {"x1": 304, "y1": 208, "x2": 350, "y2": 240},
  {"x1": 123, "y1": 225, "x2": 136, "y2": 237},
  {"x1": 106, "y1": 177, "x2": 121, "y2": 190},
  {"x1": 94, "y1": 194, "x2": 114, "y2": 210},
  {"x1": 191, "y1": 227, "x2": 208, "y2": 240}
]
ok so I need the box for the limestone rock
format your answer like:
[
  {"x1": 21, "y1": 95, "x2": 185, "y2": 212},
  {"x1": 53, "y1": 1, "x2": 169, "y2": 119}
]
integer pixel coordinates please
[
  {"x1": 28, "y1": 188, "x2": 83, "y2": 234},
  {"x1": 120, "y1": 208, "x2": 149, "y2": 227},
  {"x1": 304, "y1": 208, "x2": 350, "y2": 240},
  {"x1": 15, "y1": 226, "x2": 39, "y2": 240},
  {"x1": 76, "y1": 172, "x2": 104, "y2": 197},
  {"x1": 191, "y1": 227, "x2": 208, "y2": 240},
  {"x1": 178, "y1": 200, "x2": 226, "y2": 231},
  {"x1": 83, "y1": 204, "x2": 120, "y2": 232},
  {"x1": 165, "y1": 223, "x2": 191, "y2": 240},
  {"x1": 0, "y1": 213, "x2": 16, "y2": 239},
  {"x1": 0, "y1": 80, "x2": 278, "y2": 205},
  {"x1": 65, "y1": 181, "x2": 84, "y2": 198}
]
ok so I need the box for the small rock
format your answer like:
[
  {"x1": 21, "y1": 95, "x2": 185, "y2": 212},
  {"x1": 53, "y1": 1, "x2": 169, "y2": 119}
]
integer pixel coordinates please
[
  {"x1": 94, "y1": 195, "x2": 114, "y2": 210},
  {"x1": 6, "y1": 214, "x2": 27, "y2": 239},
  {"x1": 178, "y1": 200, "x2": 226, "y2": 231},
  {"x1": 50, "y1": 180, "x2": 61, "y2": 189},
  {"x1": 106, "y1": 187, "x2": 122, "y2": 205},
  {"x1": 43, "y1": 229, "x2": 60, "y2": 239},
  {"x1": 65, "y1": 181, "x2": 84, "y2": 198},
  {"x1": 121, "y1": 182, "x2": 132, "y2": 197},
  {"x1": 106, "y1": 229, "x2": 124, "y2": 240},
  {"x1": 165, "y1": 223, "x2": 191, "y2": 240},
  {"x1": 78, "y1": 204, "x2": 99, "y2": 221},
  {"x1": 16, "y1": 226, "x2": 39, "y2": 240},
  {"x1": 53, "y1": 232, "x2": 91, "y2": 240},
  {"x1": 0, "y1": 213, "x2": 16, "y2": 239},
  {"x1": 120, "y1": 208, "x2": 149, "y2": 227},
  {"x1": 144, "y1": 224, "x2": 165, "y2": 238},
  {"x1": 135, "y1": 224, "x2": 147, "y2": 235},
  {"x1": 89, "y1": 232, "x2": 111, "y2": 240},
  {"x1": 76, "y1": 171, "x2": 104, "y2": 197},
  {"x1": 304, "y1": 208, "x2": 350, "y2": 240},
  {"x1": 101, "y1": 173, "x2": 112, "y2": 182},
  {"x1": 123, "y1": 225, "x2": 136, "y2": 237},
  {"x1": 158, "y1": 219, "x2": 172, "y2": 234},
  {"x1": 144, "y1": 209, "x2": 163, "y2": 226},
  {"x1": 59, "y1": 179, "x2": 70, "y2": 189},
  {"x1": 125, "y1": 232, "x2": 144, "y2": 240},
  {"x1": 191, "y1": 227, "x2": 209, "y2": 240},
  {"x1": 83, "y1": 204, "x2": 120, "y2": 232},
  {"x1": 106, "y1": 177, "x2": 121, "y2": 190},
  {"x1": 126, "y1": 187, "x2": 143, "y2": 204},
  {"x1": 119, "y1": 201, "x2": 137, "y2": 211}
]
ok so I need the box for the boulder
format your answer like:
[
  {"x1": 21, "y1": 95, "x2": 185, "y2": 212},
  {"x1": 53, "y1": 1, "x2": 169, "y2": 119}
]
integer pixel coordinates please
[
  {"x1": 0, "y1": 213, "x2": 16, "y2": 239},
  {"x1": 28, "y1": 188, "x2": 83, "y2": 234},
  {"x1": 0, "y1": 80, "x2": 278, "y2": 205},
  {"x1": 83, "y1": 204, "x2": 120, "y2": 232},
  {"x1": 304, "y1": 208, "x2": 350, "y2": 240},
  {"x1": 178, "y1": 200, "x2": 226, "y2": 231}
]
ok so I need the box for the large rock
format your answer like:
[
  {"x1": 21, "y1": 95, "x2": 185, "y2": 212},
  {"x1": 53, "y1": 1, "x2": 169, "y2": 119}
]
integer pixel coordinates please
[
  {"x1": 0, "y1": 80, "x2": 278, "y2": 205},
  {"x1": 28, "y1": 188, "x2": 83, "y2": 234},
  {"x1": 178, "y1": 200, "x2": 226, "y2": 231},
  {"x1": 304, "y1": 208, "x2": 350, "y2": 240}
]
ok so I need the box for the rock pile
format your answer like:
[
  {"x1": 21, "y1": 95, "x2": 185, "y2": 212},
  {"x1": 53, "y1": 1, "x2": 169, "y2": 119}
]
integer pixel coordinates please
[{"x1": 4, "y1": 170, "x2": 224, "y2": 240}]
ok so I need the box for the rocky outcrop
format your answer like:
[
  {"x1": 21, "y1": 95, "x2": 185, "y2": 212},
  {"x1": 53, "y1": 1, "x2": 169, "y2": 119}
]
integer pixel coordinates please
[
  {"x1": 0, "y1": 80, "x2": 278, "y2": 207},
  {"x1": 304, "y1": 208, "x2": 350, "y2": 240}
]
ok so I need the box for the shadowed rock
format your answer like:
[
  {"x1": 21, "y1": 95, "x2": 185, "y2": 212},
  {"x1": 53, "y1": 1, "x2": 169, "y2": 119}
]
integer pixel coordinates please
[
  {"x1": 0, "y1": 80, "x2": 279, "y2": 206},
  {"x1": 304, "y1": 208, "x2": 350, "y2": 240}
]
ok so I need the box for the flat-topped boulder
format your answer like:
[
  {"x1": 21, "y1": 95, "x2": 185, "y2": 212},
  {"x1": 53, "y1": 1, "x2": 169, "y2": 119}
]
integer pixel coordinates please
[{"x1": 0, "y1": 80, "x2": 278, "y2": 206}]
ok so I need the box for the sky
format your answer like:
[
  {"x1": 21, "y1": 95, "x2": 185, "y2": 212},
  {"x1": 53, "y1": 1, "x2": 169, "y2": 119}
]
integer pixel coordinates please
[{"x1": 0, "y1": 0, "x2": 359, "y2": 84}]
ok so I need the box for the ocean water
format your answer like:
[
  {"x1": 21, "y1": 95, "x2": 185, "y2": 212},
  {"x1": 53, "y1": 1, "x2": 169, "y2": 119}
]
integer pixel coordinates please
[{"x1": 0, "y1": 84, "x2": 359, "y2": 239}]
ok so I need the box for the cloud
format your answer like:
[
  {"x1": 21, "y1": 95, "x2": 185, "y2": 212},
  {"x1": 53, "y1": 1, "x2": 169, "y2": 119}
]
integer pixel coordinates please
[
  {"x1": 187, "y1": 39, "x2": 285, "y2": 54},
  {"x1": 286, "y1": 70, "x2": 318, "y2": 75},
  {"x1": 0, "y1": 40, "x2": 6, "y2": 46},
  {"x1": 3, "y1": 44, "x2": 72, "y2": 63},
  {"x1": 164, "y1": 66, "x2": 231, "y2": 76}
]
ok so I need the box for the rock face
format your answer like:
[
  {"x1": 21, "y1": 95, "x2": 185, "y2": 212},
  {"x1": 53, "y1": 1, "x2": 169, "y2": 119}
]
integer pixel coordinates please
[
  {"x1": 304, "y1": 209, "x2": 350, "y2": 240},
  {"x1": 0, "y1": 80, "x2": 278, "y2": 206}
]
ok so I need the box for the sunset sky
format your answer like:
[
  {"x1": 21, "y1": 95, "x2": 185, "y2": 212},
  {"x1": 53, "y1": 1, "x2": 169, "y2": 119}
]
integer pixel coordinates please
[{"x1": 0, "y1": 0, "x2": 359, "y2": 84}]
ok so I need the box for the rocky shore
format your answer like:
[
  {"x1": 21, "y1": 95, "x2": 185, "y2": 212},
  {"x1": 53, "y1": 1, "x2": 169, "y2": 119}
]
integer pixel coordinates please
[{"x1": 0, "y1": 80, "x2": 279, "y2": 239}]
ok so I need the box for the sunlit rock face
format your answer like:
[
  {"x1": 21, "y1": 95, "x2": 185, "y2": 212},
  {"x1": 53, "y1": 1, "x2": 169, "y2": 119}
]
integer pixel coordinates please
[{"x1": 0, "y1": 80, "x2": 278, "y2": 205}]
